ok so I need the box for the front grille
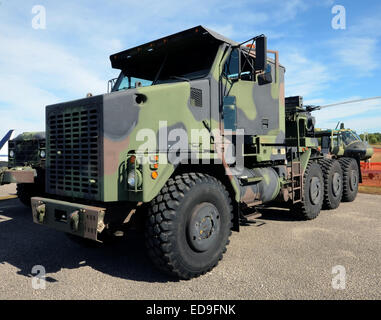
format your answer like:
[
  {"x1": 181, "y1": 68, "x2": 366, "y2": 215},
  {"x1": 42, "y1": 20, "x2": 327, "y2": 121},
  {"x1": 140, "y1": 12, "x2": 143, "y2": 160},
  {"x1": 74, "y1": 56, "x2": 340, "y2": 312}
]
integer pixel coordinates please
[
  {"x1": 47, "y1": 100, "x2": 102, "y2": 199},
  {"x1": 9, "y1": 140, "x2": 39, "y2": 166}
]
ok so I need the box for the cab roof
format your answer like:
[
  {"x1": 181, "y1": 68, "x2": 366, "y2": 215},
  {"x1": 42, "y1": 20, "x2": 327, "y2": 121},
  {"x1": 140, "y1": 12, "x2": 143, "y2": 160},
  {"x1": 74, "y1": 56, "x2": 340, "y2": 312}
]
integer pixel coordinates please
[
  {"x1": 110, "y1": 25, "x2": 238, "y2": 70},
  {"x1": 110, "y1": 25, "x2": 284, "y2": 76}
]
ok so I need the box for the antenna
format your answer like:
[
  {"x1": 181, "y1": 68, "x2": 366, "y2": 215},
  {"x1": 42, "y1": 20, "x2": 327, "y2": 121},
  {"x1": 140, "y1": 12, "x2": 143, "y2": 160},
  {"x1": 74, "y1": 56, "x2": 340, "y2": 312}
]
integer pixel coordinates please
[{"x1": 306, "y1": 96, "x2": 381, "y2": 112}]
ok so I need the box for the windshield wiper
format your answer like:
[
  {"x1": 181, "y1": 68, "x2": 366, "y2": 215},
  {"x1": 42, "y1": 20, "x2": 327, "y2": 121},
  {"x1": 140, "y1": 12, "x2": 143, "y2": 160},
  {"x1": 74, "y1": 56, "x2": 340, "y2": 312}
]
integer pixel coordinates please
[
  {"x1": 169, "y1": 75, "x2": 190, "y2": 82},
  {"x1": 153, "y1": 54, "x2": 168, "y2": 85}
]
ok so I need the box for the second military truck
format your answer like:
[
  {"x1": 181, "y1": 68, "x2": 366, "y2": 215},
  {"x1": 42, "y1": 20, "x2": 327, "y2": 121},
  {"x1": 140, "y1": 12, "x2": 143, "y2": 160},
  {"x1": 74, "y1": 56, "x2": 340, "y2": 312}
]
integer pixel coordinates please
[{"x1": 1, "y1": 132, "x2": 46, "y2": 206}]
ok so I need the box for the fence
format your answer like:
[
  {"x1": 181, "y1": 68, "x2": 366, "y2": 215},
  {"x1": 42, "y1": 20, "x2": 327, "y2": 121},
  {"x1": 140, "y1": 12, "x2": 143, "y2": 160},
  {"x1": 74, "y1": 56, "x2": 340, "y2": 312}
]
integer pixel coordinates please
[{"x1": 360, "y1": 162, "x2": 381, "y2": 187}]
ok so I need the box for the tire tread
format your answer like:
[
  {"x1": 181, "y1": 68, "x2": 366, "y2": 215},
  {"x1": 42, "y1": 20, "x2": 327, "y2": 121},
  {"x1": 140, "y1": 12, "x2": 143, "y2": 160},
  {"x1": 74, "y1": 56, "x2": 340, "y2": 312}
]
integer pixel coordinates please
[{"x1": 145, "y1": 172, "x2": 233, "y2": 279}]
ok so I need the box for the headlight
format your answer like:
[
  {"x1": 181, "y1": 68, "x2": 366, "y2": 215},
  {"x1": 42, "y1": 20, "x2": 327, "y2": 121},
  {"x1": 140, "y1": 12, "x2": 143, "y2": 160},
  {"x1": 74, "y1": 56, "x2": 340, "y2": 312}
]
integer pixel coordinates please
[
  {"x1": 127, "y1": 171, "x2": 136, "y2": 188},
  {"x1": 9, "y1": 150, "x2": 14, "y2": 158},
  {"x1": 127, "y1": 169, "x2": 142, "y2": 189},
  {"x1": 40, "y1": 150, "x2": 46, "y2": 158}
]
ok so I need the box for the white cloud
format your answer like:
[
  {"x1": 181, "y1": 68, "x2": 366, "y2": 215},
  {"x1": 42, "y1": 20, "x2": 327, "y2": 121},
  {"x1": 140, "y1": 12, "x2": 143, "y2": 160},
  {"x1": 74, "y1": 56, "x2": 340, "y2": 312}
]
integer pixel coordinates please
[
  {"x1": 347, "y1": 16, "x2": 381, "y2": 38},
  {"x1": 283, "y1": 51, "x2": 330, "y2": 99},
  {"x1": 0, "y1": 34, "x2": 106, "y2": 96},
  {"x1": 274, "y1": 0, "x2": 308, "y2": 23},
  {"x1": 332, "y1": 37, "x2": 379, "y2": 74},
  {"x1": 0, "y1": 30, "x2": 108, "y2": 137},
  {"x1": 0, "y1": 76, "x2": 58, "y2": 138},
  {"x1": 314, "y1": 98, "x2": 381, "y2": 133},
  {"x1": 328, "y1": 13, "x2": 381, "y2": 75}
]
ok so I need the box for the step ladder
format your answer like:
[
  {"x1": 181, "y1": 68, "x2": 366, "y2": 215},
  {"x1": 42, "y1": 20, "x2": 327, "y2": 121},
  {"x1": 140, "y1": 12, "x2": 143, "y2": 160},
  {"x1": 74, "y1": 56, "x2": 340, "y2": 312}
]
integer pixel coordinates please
[{"x1": 291, "y1": 161, "x2": 303, "y2": 203}]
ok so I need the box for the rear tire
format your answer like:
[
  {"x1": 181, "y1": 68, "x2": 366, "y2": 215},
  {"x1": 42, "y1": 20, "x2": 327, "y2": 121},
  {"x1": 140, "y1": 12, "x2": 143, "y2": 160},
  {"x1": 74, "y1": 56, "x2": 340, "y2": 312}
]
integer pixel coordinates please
[
  {"x1": 339, "y1": 157, "x2": 359, "y2": 202},
  {"x1": 17, "y1": 173, "x2": 45, "y2": 207},
  {"x1": 295, "y1": 161, "x2": 324, "y2": 220},
  {"x1": 145, "y1": 173, "x2": 233, "y2": 279},
  {"x1": 320, "y1": 159, "x2": 343, "y2": 210}
]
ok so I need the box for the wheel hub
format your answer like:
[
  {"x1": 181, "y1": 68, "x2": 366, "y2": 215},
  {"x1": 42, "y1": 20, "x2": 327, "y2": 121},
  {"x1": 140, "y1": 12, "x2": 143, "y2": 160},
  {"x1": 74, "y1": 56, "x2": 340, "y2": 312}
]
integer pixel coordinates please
[
  {"x1": 310, "y1": 177, "x2": 322, "y2": 205},
  {"x1": 350, "y1": 170, "x2": 358, "y2": 191},
  {"x1": 332, "y1": 172, "x2": 342, "y2": 197},
  {"x1": 188, "y1": 203, "x2": 220, "y2": 252}
]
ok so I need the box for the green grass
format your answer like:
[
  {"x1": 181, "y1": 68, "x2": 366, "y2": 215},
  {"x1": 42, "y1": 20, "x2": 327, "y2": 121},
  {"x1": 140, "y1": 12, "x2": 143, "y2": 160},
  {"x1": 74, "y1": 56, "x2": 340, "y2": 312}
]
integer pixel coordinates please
[{"x1": 359, "y1": 185, "x2": 381, "y2": 195}]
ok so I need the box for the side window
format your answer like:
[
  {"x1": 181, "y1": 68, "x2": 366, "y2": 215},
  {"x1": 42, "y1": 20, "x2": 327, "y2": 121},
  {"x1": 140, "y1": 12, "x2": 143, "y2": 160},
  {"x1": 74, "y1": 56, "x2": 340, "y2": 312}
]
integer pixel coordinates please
[
  {"x1": 240, "y1": 52, "x2": 255, "y2": 81},
  {"x1": 333, "y1": 135, "x2": 339, "y2": 147},
  {"x1": 223, "y1": 49, "x2": 270, "y2": 83},
  {"x1": 223, "y1": 49, "x2": 239, "y2": 80},
  {"x1": 322, "y1": 136, "x2": 330, "y2": 149}
]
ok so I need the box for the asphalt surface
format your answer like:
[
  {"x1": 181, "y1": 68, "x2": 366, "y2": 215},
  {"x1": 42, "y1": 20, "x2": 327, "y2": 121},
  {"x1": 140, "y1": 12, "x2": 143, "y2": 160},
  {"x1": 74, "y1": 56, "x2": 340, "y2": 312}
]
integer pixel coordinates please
[
  {"x1": 0, "y1": 183, "x2": 380, "y2": 300},
  {"x1": 0, "y1": 183, "x2": 17, "y2": 200}
]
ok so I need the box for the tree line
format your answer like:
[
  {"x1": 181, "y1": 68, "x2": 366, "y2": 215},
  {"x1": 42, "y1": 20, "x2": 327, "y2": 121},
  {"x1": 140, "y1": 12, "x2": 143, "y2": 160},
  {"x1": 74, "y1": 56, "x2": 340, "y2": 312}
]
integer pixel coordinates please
[{"x1": 359, "y1": 133, "x2": 381, "y2": 145}]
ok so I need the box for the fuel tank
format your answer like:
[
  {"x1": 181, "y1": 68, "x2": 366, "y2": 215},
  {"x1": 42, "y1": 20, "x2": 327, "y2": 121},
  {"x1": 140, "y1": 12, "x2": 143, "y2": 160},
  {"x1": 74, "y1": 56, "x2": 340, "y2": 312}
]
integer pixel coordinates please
[{"x1": 236, "y1": 167, "x2": 281, "y2": 205}]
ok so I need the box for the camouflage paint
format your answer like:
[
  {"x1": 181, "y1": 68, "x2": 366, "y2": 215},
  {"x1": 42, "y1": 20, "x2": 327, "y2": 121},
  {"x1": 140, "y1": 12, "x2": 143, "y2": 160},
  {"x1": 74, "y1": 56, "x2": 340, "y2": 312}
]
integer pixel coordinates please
[{"x1": 37, "y1": 26, "x2": 323, "y2": 236}]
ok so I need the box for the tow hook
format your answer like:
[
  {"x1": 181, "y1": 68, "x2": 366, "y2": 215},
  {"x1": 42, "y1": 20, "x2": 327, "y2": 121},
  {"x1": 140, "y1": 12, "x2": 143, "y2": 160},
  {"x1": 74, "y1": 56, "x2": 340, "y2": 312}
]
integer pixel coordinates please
[
  {"x1": 69, "y1": 210, "x2": 80, "y2": 232},
  {"x1": 36, "y1": 202, "x2": 46, "y2": 223}
]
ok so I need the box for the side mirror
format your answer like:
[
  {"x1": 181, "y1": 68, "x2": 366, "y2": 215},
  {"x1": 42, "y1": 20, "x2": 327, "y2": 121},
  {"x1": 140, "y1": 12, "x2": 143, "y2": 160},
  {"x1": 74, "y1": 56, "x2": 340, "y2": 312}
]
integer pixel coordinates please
[
  {"x1": 255, "y1": 36, "x2": 267, "y2": 72},
  {"x1": 258, "y1": 64, "x2": 272, "y2": 85}
]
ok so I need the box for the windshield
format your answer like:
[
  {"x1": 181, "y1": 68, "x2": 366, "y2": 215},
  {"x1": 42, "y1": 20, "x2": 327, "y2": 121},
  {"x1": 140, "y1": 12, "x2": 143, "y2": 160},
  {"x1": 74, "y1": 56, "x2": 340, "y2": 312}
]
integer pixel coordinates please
[
  {"x1": 111, "y1": 35, "x2": 220, "y2": 90},
  {"x1": 113, "y1": 74, "x2": 152, "y2": 91},
  {"x1": 340, "y1": 131, "x2": 360, "y2": 145}
]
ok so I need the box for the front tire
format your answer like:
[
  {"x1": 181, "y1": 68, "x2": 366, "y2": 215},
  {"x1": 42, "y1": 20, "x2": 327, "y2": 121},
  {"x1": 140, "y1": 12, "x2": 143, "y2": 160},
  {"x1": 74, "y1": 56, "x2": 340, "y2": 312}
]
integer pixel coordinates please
[
  {"x1": 339, "y1": 157, "x2": 359, "y2": 202},
  {"x1": 145, "y1": 173, "x2": 233, "y2": 279}
]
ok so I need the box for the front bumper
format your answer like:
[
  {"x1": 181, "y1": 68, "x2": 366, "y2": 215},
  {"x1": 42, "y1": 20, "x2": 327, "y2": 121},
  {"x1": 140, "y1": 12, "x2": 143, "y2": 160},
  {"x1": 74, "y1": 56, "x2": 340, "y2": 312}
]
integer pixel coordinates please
[
  {"x1": 0, "y1": 167, "x2": 35, "y2": 185},
  {"x1": 31, "y1": 197, "x2": 106, "y2": 241}
]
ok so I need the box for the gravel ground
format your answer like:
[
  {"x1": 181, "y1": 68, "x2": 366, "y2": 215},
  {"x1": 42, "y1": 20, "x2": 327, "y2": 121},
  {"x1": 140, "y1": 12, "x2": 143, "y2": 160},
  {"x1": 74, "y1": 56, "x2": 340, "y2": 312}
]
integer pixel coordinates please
[
  {"x1": 0, "y1": 189, "x2": 380, "y2": 300},
  {"x1": 0, "y1": 183, "x2": 16, "y2": 198}
]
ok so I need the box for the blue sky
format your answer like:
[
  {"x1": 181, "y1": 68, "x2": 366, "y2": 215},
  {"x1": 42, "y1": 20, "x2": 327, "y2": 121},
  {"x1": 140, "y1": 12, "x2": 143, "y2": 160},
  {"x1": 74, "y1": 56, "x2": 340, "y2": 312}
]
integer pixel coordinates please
[{"x1": 0, "y1": 0, "x2": 380, "y2": 141}]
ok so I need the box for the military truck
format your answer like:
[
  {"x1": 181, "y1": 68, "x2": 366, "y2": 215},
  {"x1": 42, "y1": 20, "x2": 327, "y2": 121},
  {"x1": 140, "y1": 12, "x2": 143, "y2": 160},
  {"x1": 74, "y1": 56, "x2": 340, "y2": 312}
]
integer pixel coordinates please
[
  {"x1": 314, "y1": 124, "x2": 374, "y2": 203},
  {"x1": 0, "y1": 132, "x2": 46, "y2": 206},
  {"x1": 305, "y1": 97, "x2": 376, "y2": 164},
  {"x1": 317, "y1": 125, "x2": 373, "y2": 161},
  {"x1": 286, "y1": 97, "x2": 374, "y2": 206},
  {"x1": 305, "y1": 98, "x2": 376, "y2": 204},
  {"x1": 32, "y1": 26, "x2": 349, "y2": 279}
]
